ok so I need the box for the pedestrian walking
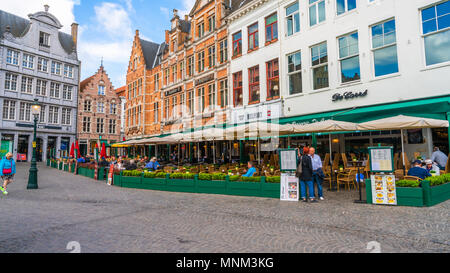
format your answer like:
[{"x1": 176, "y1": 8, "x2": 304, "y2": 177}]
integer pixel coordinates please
[
  {"x1": 299, "y1": 147, "x2": 316, "y2": 203},
  {"x1": 0, "y1": 153, "x2": 16, "y2": 195},
  {"x1": 309, "y1": 147, "x2": 325, "y2": 200}
]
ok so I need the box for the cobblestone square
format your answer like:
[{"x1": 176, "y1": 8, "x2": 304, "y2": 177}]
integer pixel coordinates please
[{"x1": 0, "y1": 163, "x2": 449, "y2": 253}]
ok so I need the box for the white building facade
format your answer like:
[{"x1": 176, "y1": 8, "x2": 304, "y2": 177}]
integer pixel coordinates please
[
  {"x1": 228, "y1": 0, "x2": 450, "y2": 159},
  {"x1": 0, "y1": 6, "x2": 80, "y2": 161}
]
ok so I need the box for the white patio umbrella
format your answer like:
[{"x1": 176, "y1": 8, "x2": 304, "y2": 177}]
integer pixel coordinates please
[{"x1": 358, "y1": 115, "x2": 449, "y2": 172}]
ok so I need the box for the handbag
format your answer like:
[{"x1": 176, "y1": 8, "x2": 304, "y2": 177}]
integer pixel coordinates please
[
  {"x1": 3, "y1": 168, "x2": 12, "y2": 175},
  {"x1": 295, "y1": 156, "x2": 303, "y2": 178}
]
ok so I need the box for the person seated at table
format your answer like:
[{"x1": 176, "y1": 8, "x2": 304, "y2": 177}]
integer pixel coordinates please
[
  {"x1": 424, "y1": 159, "x2": 440, "y2": 175},
  {"x1": 242, "y1": 161, "x2": 256, "y2": 177},
  {"x1": 77, "y1": 156, "x2": 86, "y2": 163},
  {"x1": 431, "y1": 147, "x2": 448, "y2": 170},
  {"x1": 98, "y1": 157, "x2": 109, "y2": 167},
  {"x1": 124, "y1": 160, "x2": 137, "y2": 170},
  {"x1": 407, "y1": 160, "x2": 431, "y2": 180},
  {"x1": 145, "y1": 157, "x2": 161, "y2": 171},
  {"x1": 136, "y1": 158, "x2": 147, "y2": 169}
]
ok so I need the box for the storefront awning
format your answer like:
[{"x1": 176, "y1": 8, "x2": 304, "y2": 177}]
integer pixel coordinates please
[{"x1": 358, "y1": 115, "x2": 449, "y2": 131}]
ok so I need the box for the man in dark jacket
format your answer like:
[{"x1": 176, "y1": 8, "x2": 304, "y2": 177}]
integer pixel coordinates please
[{"x1": 299, "y1": 147, "x2": 316, "y2": 202}]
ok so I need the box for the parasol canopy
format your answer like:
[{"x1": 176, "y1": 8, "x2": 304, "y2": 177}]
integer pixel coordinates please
[{"x1": 357, "y1": 115, "x2": 449, "y2": 131}]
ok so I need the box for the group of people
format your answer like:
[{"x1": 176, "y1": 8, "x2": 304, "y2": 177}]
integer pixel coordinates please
[
  {"x1": 113, "y1": 156, "x2": 161, "y2": 172},
  {"x1": 297, "y1": 147, "x2": 324, "y2": 203},
  {"x1": 407, "y1": 147, "x2": 448, "y2": 180}
]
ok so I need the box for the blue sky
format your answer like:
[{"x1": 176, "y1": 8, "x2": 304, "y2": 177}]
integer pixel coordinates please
[{"x1": 3, "y1": 0, "x2": 196, "y2": 88}]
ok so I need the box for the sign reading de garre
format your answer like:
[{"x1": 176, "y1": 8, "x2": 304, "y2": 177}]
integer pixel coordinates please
[{"x1": 332, "y1": 90, "x2": 368, "y2": 102}]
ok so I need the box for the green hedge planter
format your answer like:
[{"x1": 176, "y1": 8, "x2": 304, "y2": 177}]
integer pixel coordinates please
[
  {"x1": 166, "y1": 178, "x2": 196, "y2": 193},
  {"x1": 63, "y1": 164, "x2": 69, "y2": 172},
  {"x1": 142, "y1": 177, "x2": 166, "y2": 191},
  {"x1": 97, "y1": 167, "x2": 105, "y2": 181},
  {"x1": 46, "y1": 160, "x2": 50, "y2": 166},
  {"x1": 365, "y1": 179, "x2": 450, "y2": 207},
  {"x1": 113, "y1": 174, "x2": 122, "y2": 187},
  {"x1": 196, "y1": 179, "x2": 227, "y2": 195}
]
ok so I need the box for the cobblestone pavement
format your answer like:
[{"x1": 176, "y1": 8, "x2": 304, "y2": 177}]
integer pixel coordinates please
[{"x1": 0, "y1": 163, "x2": 449, "y2": 253}]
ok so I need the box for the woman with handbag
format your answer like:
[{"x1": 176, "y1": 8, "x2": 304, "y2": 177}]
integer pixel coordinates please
[
  {"x1": 298, "y1": 147, "x2": 316, "y2": 203},
  {"x1": 0, "y1": 152, "x2": 16, "y2": 195}
]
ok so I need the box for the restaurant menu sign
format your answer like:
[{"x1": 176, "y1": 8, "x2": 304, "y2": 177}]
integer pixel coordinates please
[
  {"x1": 369, "y1": 146, "x2": 394, "y2": 173},
  {"x1": 371, "y1": 174, "x2": 397, "y2": 205},
  {"x1": 279, "y1": 149, "x2": 298, "y2": 172},
  {"x1": 280, "y1": 173, "x2": 299, "y2": 202}
]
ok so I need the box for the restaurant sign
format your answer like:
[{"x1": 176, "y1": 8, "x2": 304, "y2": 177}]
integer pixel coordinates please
[
  {"x1": 332, "y1": 90, "x2": 368, "y2": 102},
  {"x1": 165, "y1": 86, "x2": 182, "y2": 97},
  {"x1": 195, "y1": 74, "x2": 214, "y2": 86},
  {"x1": 231, "y1": 103, "x2": 281, "y2": 125}
]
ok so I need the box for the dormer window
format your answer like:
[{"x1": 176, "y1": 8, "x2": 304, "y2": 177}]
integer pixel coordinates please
[
  {"x1": 98, "y1": 84, "x2": 105, "y2": 95},
  {"x1": 39, "y1": 32, "x2": 50, "y2": 47}
]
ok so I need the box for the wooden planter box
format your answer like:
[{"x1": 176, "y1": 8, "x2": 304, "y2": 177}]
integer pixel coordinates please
[
  {"x1": 365, "y1": 179, "x2": 450, "y2": 207},
  {"x1": 120, "y1": 175, "x2": 142, "y2": 189},
  {"x1": 142, "y1": 177, "x2": 166, "y2": 191},
  {"x1": 227, "y1": 181, "x2": 262, "y2": 197},
  {"x1": 166, "y1": 179, "x2": 196, "y2": 193},
  {"x1": 113, "y1": 174, "x2": 122, "y2": 187},
  {"x1": 63, "y1": 164, "x2": 69, "y2": 172},
  {"x1": 261, "y1": 182, "x2": 281, "y2": 198},
  {"x1": 197, "y1": 179, "x2": 227, "y2": 195},
  {"x1": 46, "y1": 160, "x2": 50, "y2": 166}
]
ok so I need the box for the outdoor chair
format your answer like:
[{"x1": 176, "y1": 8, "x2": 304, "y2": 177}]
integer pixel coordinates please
[
  {"x1": 395, "y1": 170, "x2": 405, "y2": 180},
  {"x1": 332, "y1": 153, "x2": 341, "y2": 172},
  {"x1": 393, "y1": 153, "x2": 399, "y2": 170},
  {"x1": 219, "y1": 166, "x2": 228, "y2": 173},
  {"x1": 249, "y1": 154, "x2": 256, "y2": 162},
  {"x1": 337, "y1": 169, "x2": 358, "y2": 191},
  {"x1": 445, "y1": 154, "x2": 450, "y2": 174},
  {"x1": 341, "y1": 153, "x2": 356, "y2": 171},
  {"x1": 263, "y1": 154, "x2": 269, "y2": 164},
  {"x1": 239, "y1": 168, "x2": 247, "y2": 175},
  {"x1": 322, "y1": 153, "x2": 330, "y2": 173},
  {"x1": 404, "y1": 176, "x2": 422, "y2": 182},
  {"x1": 190, "y1": 167, "x2": 199, "y2": 174}
]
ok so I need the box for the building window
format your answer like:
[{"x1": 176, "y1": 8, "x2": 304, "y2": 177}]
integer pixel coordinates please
[
  {"x1": 164, "y1": 99, "x2": 169, "y2": 119},
  {"x1": 50, "y1": 82, "x2": 60, "y2": 98},
  {"x1": 309, "y1": 0, "x2": 326, "y2": 26},
  {"x1": 63, "y1": 85, "x2": 73, "y2": 100},
  {"x1": 198, "y1": 51, "x2": 205, "y2": 72},
  {"x1": 179, "y1": 61, "x2": 185, "y2": 80},
  {"x1": 37, "y1": 58, "x2": 48, "y2": 72},
  {"x1": 172, "y1": 65, "x2": 177, "y2": 83},
  {"x1": 98, "y1": 85, "x2": 105, "y2": 95},
  {"x1": 21, "y1": 76, "x2": 33, "y2": 94},
  {"x1": 84, "y1": 100, "x2": 92, "y2": 112},
  {"x1": 248, "y1": 23, "x2": 259, "y2": 51},
  {"x1": 48, "y1": 106, "x2": 59, "y2": 124},
  {"x1": 337, "y1": 0, "x2": 356, "y2": 15},
  {"x1": 64, "y1": 64, "x2": 74, "y2": 78},
  {"x1": 311, "y1": 42, "x2": 329, "y2": 90},
  {"x1": 198, "y1": 22, "x2": 205, "y2": 38},
  {"x1": 187, "y1": 56, "x2": 194, "y2": 77},
  {"x1": 109, "y1": 119, "x2": 116, "y2": 134},
  {"x1": 22, "y1": 54, "x2": 34, "y2": 69},
  {"x1": 180, "y1": 93, "x2": 185, "y2": 117},
  {"x1": 39, "y1": 32, "x2": 50, "y2": 47},
  {"x1": 219, "y1": 79, "x2": 228, "y2": 108},
  {"x1": 110, "y1": 103, "x2": 117, "y2": 115},
  {"x1": 164, "y1": 68, "x2": 169, "y2": 86},
  {"x1": 172, "y1": 96, "x2": 178, "y2": 118},
  {"x1": 38, "y1": 105, "x2": 46, "y2": 123},
  {"x1": 208, "y1": 46, "x2": 216, "y2": 68},
  {"x1": 208, "y1": 84, "x2": 216, "y2": 110},
  {"x1": 233, "y1": 71, "x2": 243, "y2": 107},
  {"x1": 265, "y1": 13, "x2": 278, "y2": 43},
  {"x1": 421, "y1": 1, "x2": 450, "y2": 66},
  {"x1": 5, "y1": 73, "x2": 18, "y2": 91},
  {"x1": 154, "y1": 102, "x2": 159, "y2": 123},
  {"x1": 371, "y1": 19, "x2": 399, "y2": 77},
  {"x1": 232, "y1": 31, "x2": 242, "y2": 57},
  {"x1": 51, "y1": 61, "x2": 62, "y2": 75},
  {"x1": 6, "y1": 49, "x2": 19, "y2": 65},
  {"x1": 36, "y1": 79, "x2": 47, "y2": 96},
  {"x1": 96, "y1": 118, "x2": 104, "y2": 134},
  {"x1": 19, "y1": 102, "x2": 31, "y2": 122},
  {"x1": 248, "y1": 66, "x2": 260, "y2": 103},
  {"x1": 83, "y1": 117, "x2": 91, "y2": 133},
  {"x1": 61, "y1": 108, "x2": 71, "y2": 125},
  {"x1": 198, "y1": 87, "x2": 205, "y2": 112},
  {"x1": 286, "y1": 2, "x2": 300, "y2": 36},
  {"x1": 219, "y1": 39, "x2": 228, "y2": 64},
  {"x1": 339, "y1": 32, "x2": 361, "y2": 83},
  {"x1": 208, "y1": 15, "x2": 215, "y2": 32},
  {"x1": 188, "y1": 90, "x2": 194, "y2": 114},
  {"x1": 97, "y1": 102, "x2": 105, "y2": 113},
  {"x1": 266, "y1": 59, "x2": 280, "y2": 99},
  {"x1": 2, "y1": 100, "x2": 16, "y2": 120},
  {"x1": 154, "y1": 73, "x2": 160, "y2": 90},
  {"x1": 287, "y1": 51, "x2": 302, "y2": 95}
]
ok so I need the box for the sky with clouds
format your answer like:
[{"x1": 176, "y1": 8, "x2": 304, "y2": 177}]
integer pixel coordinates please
[{"x1": 1, "y1": 0, "x2": 196, "y2": 88}]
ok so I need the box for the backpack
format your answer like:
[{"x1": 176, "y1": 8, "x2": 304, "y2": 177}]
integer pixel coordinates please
[{"x1": 295, "y1": 156, "x2": 303, "y2": 178}]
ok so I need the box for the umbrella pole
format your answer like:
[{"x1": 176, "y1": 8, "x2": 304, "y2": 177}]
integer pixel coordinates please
[
  {"x1": 178, "y1": 143, "x2": 180, "y2": 167},
  {"x1": 213, "y1": 140, "x2": 216, "y2": 164},
  {"x1": 329, "y1": 134, "x2": 336, "y2": 191},
  {"x1": 401, "y1": 129, "x2": 406, "y2": 176}
]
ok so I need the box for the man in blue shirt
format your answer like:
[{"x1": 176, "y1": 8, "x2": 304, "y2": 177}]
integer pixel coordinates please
[
  {"x1": 145, "y1": 157, "x2": 161, "y2": 171},
  {"x1": 408, "y1": 160, "x2": 431, "y2": 180},
  {"x1": 77, "y1": 157, "x2": 86, "y2": 163},
  {"x1": 243, "y1": 161, "x2": 256, "y2": 177},
  {"x1": 309, "y1": 148, "x2": 325, "y2": 200}
]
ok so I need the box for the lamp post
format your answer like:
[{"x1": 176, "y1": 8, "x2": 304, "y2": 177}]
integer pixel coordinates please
[{"x1": 27, "y1": 99, "x2": 41, "y2": 189}]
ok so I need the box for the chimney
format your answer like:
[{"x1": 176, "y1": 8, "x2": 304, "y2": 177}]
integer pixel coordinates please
[
  {"x1": 71, "y1": 23, "x2": 78, "y2": 50},
  {"x1": 165, "y1": 30, "x2": 169, "y2": 44},
  {"x1": 136, "y1": 29, "x2": 139, "y2": 37}
]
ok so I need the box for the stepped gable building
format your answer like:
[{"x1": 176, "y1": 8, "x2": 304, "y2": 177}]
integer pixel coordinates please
[
  {"x1": 0, "y1": 6, "x2": 80, "y2": 161},
  {"x1": 77, "y1": 64, "x2": 121, "y2": 156}
]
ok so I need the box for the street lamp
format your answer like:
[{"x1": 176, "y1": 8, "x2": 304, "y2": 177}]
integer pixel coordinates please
[{"x1": 27, "y1": 99, "x2": 41, "y2": 190}]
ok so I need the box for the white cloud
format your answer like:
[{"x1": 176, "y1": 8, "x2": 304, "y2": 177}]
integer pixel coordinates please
[
  {"x1": 94, "y1": 2, "x2": 133, "y2": 39},
  {"x1": 0, "y1": 0, "x2": 79, "y2": 34},
  {"x1": 160, "y1": 7, "x2": 169, "y2": 17},
  {"x1": 179, "y1": 0, "x2": 196, "y2": 17}
]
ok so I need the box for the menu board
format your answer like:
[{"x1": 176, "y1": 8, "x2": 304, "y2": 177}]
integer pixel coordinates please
[
  {"x1": 369, "y1": 147, "x2": 394, "y2": 173},
  {"x1": 279, "y1": 149, "x2": 298, "y2": 172},
  {"x1": 280, "y1": 173, "x2": 299, "y2": 202},
  {"x1": 371, "y1": 174, "x2": 397, "y2": 205}
]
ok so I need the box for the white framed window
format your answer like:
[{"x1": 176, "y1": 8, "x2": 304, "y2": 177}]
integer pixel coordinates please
[
  {"x1": 110, "y1": 103, "x2": 117, "y2": 115},
  {"x1": 39, "y1": 32, "x2": 50, "y2": 47},
  {"x1": 61, "y1": 108, "x2": 71, "y2": 125},
  {"x1": 338, "y1": 31, "x2": 361, "y2": 83},
  {"x1": 97, "y1": 118, "x2": 105, "y2": 134},
  {"x1": 309, "y1": 0, "x2": 326, "y2": 26},
  {"x1": 36, "y1": 79, "x2": 47, "y2": 96},
  {"x1": 98, "y1": 85, "x2": 105, "y2": 96},
  {"x1": 371, "y1": 19, "x2": 399, "y2": 77},
  {"x1": 421, "y1": 1, "x2": 450, "y2": 66},
  {"x1": 22, "y1": 54, "x2": 35, "y2": 69},
  {"x1": 287, "y1": 51, "x2": 302, "y2": 95},
  {"x1": 97, "y1": 102, "x2": 105, "y2": 113},
  {"x1": 64, "y1": 64, "x2": 74, "y2": 78},
  {"x1": 62, "y1": 85, "x2": 73, "y2": 100},
  {"x1": 37, "y1": 58, "x2": 48, "y2": 72},
  {"x1": 19, "y1": 102, "x2": 32, "y2": 122},
  {"x1": 83, "y1": 117, "x2": 91, "y2": 133},
  {"x1": 51, "y1": 61, "x2": 62, "y2": 75},
  {"x1": 337, "y1": 0, "x2": 357, "y2": 15},
  {"x1": 108, "y1": 119, "x2": 116, "y2": 134},
  {"x1": 208, "y1": 45, "x2": 216, "y2": 68},
  {"x1": 311, "y1": 42, "x2": 329, "y2": 90},
  {"x1": 6, "y1": 49, "x2": 19, "y2": 65},
  {"x1": 208, "y1": 83, "x2": 216, "y2": 111},
  {"x1": 84, "y1": 100, "x2": 92, "y2": 112},
  {"x1": 219, "y1": 79, "x2": 228, "y2": 108},
  {"x1": 154, "y1": 102, "x2": 159, "y2": 123},
  {"x1": 219, "y1": 39, "x2": 228, "y2": 64},
  {"x1": 21, "y1": 76, "x2": 33, "y2": 94},
  {"x1": 48, "y1": 106, "x2": 59, "y2": 124},
  {"x1": 38, "y1": 105, "x2": 46, "y2": 123},
  {"x1": 50, "y1": 82, "x2": 60, "y2": 98},
  {"x1": 286, "y1": 1, "x2": 300, "y2": 36},
  {"x1": 2, "y1": 100, "x2": 16, "y2": 120},
  {"x1": 5, "y1": 73, "x2": 18, "y2": 91}
]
